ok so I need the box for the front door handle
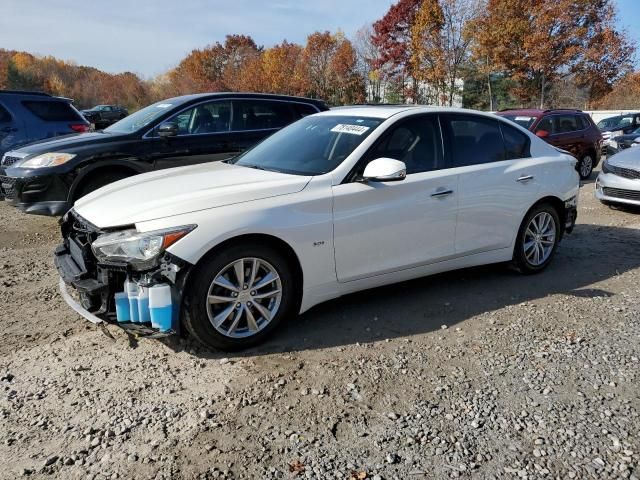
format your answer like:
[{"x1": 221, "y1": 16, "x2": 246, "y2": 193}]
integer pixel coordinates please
[
  {"x1": 431, "y1": 189, "x2": 454, "y2": 198},
  {"x1": 517, "y1": 175, "x2": 534, "y2": 183}
]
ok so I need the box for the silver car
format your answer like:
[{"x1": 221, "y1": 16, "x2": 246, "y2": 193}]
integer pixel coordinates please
[{"x1": 595, "y1": 142, "x2": 640, "y2": 207}]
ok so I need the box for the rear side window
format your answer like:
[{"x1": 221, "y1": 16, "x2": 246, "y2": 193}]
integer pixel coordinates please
[
  {"x1": 500, "y1": 122, "x2": 531, "y2": 159},
  {"x1": 22, "y1": 101, "x2": 82, "y2": 121},
  {"x1": 232, "y1": 100, "x2": 294, "y2": 131},
  {"x1": 0, "y1": 103, "x2": 11, "y2": 122},
  {"x1": 578, "y1": 115, "x2": 590, "y2": 129},
  {"x1": 293, "y1": 103, "x2": 318, "y2": 118},
  {"x1": 442, "y1": 114, "x2": 505, "y2": 167}
]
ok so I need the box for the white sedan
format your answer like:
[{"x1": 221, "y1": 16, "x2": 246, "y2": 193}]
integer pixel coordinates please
[
  {"x1": 55, "y1": 106, "x2": 579, "y2": 350},
  {"x1": 596, "y1": 144, "x2": 640, "y2": 207}
]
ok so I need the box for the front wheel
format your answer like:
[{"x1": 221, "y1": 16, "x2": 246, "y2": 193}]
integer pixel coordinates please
[
  {"x1": 183, "y1": 244, "x2": 297, "y2": 351},
  {"x1": 511, "y1": 204, "x2": 560, "y2": 274},
  {"x1": 577, "y1": 154, "x2": 594, "y2": 180}
]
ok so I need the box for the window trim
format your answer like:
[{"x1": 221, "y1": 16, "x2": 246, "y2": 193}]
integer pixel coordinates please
[{"x1": 142, "y1": 98, "x2": 321, "y2": 139}]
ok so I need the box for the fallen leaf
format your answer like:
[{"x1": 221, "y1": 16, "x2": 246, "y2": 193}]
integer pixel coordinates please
[{"x1": 289, "y1": 460, "x2": 305, "y2": 475}]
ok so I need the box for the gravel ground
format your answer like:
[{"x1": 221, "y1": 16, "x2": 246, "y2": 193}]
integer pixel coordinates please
[{"x1": 1, "y1": 173, "x2": 639, "y2": 480}]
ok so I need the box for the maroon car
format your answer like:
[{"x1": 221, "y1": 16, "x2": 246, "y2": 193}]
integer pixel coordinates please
[{"x1": 496, "y1": 108, "x2": 602, "y2": 179}]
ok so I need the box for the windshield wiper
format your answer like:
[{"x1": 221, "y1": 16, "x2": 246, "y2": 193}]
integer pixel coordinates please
[{"x1": 240, "y1": 164, "x2": 282, "y2": 173}]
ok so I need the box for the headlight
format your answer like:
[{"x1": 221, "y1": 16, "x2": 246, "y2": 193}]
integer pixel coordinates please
[
  {"x1": 609, "y1": 140, "x2": 618, "y2": 149},
  {"x1": 20, "y1": 152, "x2": 76, "y2": 168},
  {"x1": 602, "y1": 160, "x2": 614, "y2": 174},
  {"x1": 611, "y1": 130, "x2": 623, "y2": 137},
  {"x1": 91, "y1": 225, "x2": 196, "y2": 269}
]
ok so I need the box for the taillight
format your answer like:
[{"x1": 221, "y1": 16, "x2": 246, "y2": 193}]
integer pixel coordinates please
[{"x1": 70, "y1": 124, "x2": 89, "y2": 133}]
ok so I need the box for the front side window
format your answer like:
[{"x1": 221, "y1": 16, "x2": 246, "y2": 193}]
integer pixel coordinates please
[
  {"x1": 232, "y1": 100, "x2": 293, "y2": 131},
  {"x1": 535, "y1": 117, "x2": 553, "y2": 134},
  {"x1": 105, "y1": 100, "x2": 178, "y2": 133},
  {"x1": 233, "y1": 115, "x2": 382, "y2": 175},
  {"x1": 363, "y1": 115, "x2": 442, "y2": 174},
  {"x1": 442, "y1": 114, "x2": 505, "y2": 167},
  {"x1": 169, "y1": 101, "x2": 232, "y2": 135}
]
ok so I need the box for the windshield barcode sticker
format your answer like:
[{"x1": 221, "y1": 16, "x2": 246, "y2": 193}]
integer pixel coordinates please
[{"x1": 331, "y1": 124, "x2": 371, "y2": 135}]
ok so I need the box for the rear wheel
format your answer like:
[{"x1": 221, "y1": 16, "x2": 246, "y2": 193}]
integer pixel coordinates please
[
  {"x1": 577, "y1": 154, "x2": 594, "y2": 180},
  {"x1": 74, "y1": 171, "x2": 132, "y2": 200},
  {"x1": 183, "y1": 244, "x2": 297, "y2": 351},
  {"x1": 512, "y1": 203, "x2": 560, "y2": 274}
]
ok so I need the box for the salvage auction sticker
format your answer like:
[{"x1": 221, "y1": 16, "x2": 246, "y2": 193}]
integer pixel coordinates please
[{"x1": 331, "y1": 124, "x2": 371, "y2": 135}]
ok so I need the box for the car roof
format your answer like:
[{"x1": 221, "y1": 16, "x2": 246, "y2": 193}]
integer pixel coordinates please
[
  {"x1": 317, "y1": 105, "x2": 510, "y2": 120},
  {"x1": 162, "y1": 92, "x2": 328, "y2": 107},
  {"x1": 0, "y1": 90, "x2": 72, "y2": 102},
  {"x1": 497, "y1": 108, "x2": 583, "y2": 117}
]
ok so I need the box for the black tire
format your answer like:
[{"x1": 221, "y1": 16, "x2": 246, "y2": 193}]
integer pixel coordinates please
[
  {"x1": 183, "y1": 243, "x2": 297, "y2": 351},
  {"x1": 577, "y1": 154, "x2": 594, "y2": 180},
  {"x1": 74, "y1": 171, "x2": 132, "y2": 200},
  {"x1": 511, "y1": 203, "x2": 561, "y2": 274}
]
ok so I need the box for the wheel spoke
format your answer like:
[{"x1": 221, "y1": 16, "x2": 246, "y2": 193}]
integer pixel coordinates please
[
  {"x1": 252, "y1": 301, "x2": 272, "y2": 322},
  {"x1": 234, "y1": 260, "x2": 245, "y2": 288},
  {"x1": 245, "y1": 306, "x2": 259, "y2": 331},
  {"x1": 213, "y1": 275, "x2": 239, "y2": 292},
  {"x1": 253, "y1": 288, "x2": 281, "y2": 299},
  {"x1": 208, "y1": 294, "x2": 235, "y2": 304},
  {"x1": 248, "y1": 259, "x2": 259, "y2": 289},
  {"x1": 253, "y1": 271, "x2": 278, "y2": 290},
  {"x1": 228, "y1": 305, "x2": 244, "y2": 334},
  {"x1": 213, "y1": 303, "x2": 235, "y2": 328}
]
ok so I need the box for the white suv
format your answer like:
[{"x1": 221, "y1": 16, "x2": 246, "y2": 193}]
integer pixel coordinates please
[{"x1": 55, "y1": 106, "x2": 580, "y2": 350}]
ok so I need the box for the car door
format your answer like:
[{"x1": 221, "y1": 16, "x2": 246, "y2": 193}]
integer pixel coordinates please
[
  {"x1": 332, "y1": 114, "x2": 459, "y2": 282},
  {"x1": 230, "y1": 99, "x2": 296, "y2": 153},
  {"x1": 0, "y1": 101, "x2": 26, "y2": 157},
  {"x1": 441, "y1": 114, "x2": 542, "y2": 255},
  {"x1": 149, "y1": 100, "x2": 236, "y2": 170}
]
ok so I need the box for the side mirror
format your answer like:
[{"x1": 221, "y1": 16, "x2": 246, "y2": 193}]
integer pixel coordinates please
[
  {"x1": 535, "y1": 129, "x2": 550, "y2": 138},
  {"x1": 157, "y1": 122, "x2": 179, "y2": 138},
  {"x1": 362, "y1": 158, "x2": 406, "y2": 182}
]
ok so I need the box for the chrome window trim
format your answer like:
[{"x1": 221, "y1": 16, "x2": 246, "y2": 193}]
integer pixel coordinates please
[{"x1": 141, "y1": 98, "x2": 320, "y2": 140}]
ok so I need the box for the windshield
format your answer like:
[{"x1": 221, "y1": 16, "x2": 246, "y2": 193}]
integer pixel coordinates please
[
  {"x1": 500, "y1": 115, "x2": 537, "y2": 129},
  {"x1": 233, "y1": 115, "x2": 383, "y2": 175},
  {"x1": 104, "y1": 101, "x2": 176, "y2": 133},
  {"x1": 597, "y1": 115, "x2": 634, "y2": 129}
]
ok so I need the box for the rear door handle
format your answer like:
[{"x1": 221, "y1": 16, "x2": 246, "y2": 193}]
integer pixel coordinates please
[
  {"x1": 431, "y1": 188, "x2": 454, "y2": 198},
  {"x1": 517, "y1": 175, "x2": 534, "y2": 183}
]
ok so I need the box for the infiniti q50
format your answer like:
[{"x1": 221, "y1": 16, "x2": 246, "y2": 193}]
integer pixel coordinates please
[{"x1": 55, "y1": 106, "x2": 579, "y2": 350}]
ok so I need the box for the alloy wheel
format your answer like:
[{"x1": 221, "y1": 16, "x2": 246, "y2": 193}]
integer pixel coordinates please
[
  {"x1": 206, "y1": 257, "x2": 282, "y2": 338},
  {"x1": 523, "y1": 212, "x2": 556, "y2": 267},
  {"x1": 580, "y1": 155, "x2": 593, "y2": 178}
]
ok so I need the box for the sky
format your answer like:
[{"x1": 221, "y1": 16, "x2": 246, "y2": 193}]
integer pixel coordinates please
[{"x1": 0, "y1": 0, "x2": 638, "y2": 78}]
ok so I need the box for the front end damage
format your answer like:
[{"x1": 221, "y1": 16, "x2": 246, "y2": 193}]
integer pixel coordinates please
[{"x1": 54, "y1": 210, "x2": 192, "y2": 337}]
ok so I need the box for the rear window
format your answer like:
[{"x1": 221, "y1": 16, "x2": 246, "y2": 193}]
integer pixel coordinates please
[
  {"x1": 22, "y1": 100, "x2": 82, "y2": 122},
  {"x1": 0, "y1": 103, "x2": 11, "y2": 122},
  {"x1": 500, "y1": 115, "x2": 537, "y2": 129}
]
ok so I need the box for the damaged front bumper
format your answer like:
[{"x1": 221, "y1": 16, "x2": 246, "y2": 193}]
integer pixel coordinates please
[{"x1": 54, "y1": 212, "x2": 192, "y2": 337}]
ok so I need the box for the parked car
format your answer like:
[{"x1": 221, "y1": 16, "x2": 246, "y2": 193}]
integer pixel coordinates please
[
  {"x1": 0, "y1": 93, "x2": 328, "y2": 215},
  {"x1": 55, "y1": 106, "x2": 579, "y2": 351},
  {"x1": 597, "y1": 113, "x2": 640, "y2": 154},
  {"x1": 496, "y1": 108, "x2": 602, "y2": 179},
  {"x1": 602, "y1": 124, "x2": 640, "y2": 156},
  {"x1": 0, "y1": 90, "x2": 89, "y2": 159},
  {"x1": 595, "y1": 145, "x2": 640, "y2": 207},
  {"x1": 81, "y1": 105, "x2": 129, "y2": 128}
]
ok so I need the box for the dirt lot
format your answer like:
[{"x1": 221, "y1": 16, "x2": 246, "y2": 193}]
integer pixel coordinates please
[{"x1": 1, "y1": 172, "x2": 639, "y2": 480}]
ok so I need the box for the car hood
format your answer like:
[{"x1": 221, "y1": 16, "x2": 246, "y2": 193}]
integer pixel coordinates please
[
  {"x1": 607, "y1": 147, "x2": 640, "y2": 169},
  {"x1": 10, "y1": 131, "x2": 127, "y2": 157},
  {"x1": 73, "y1": 162, "x2": 312, "y2": 228},
  {"x1": 613, "y1": 133, "x2": 640, "y2": 142}
]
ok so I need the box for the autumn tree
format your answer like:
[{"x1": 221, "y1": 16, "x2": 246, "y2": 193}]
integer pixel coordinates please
[
  {"x1": 594, "y1": 71, "x2": 640, "y2": 109},
  {"x1": 261, "y1": 41, "x2": 304, "y2": 95}
]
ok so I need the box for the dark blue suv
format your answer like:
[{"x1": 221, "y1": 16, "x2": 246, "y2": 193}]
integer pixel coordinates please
[{"x1": 0, "y1": 90, "x2": 89, "y2": 159}]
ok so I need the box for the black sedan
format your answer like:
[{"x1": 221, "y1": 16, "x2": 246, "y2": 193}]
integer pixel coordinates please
[{"x1": 0, "y1": 93, "x2": 328, "y2": 216}]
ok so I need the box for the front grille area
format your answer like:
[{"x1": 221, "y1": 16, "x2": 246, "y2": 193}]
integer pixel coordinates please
[
  {"x1": 608, "y1": 165, "x2": 640, "y2": 180},
  {"x1": 0, "y1": 175, "x2": 17, "y2": 199},
  {"x1": 1, "y1": 155, "x2": 22, "y2": 167},
  {"x1": 602, "y1": 187, "x2": 640, "y2": 201}
]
